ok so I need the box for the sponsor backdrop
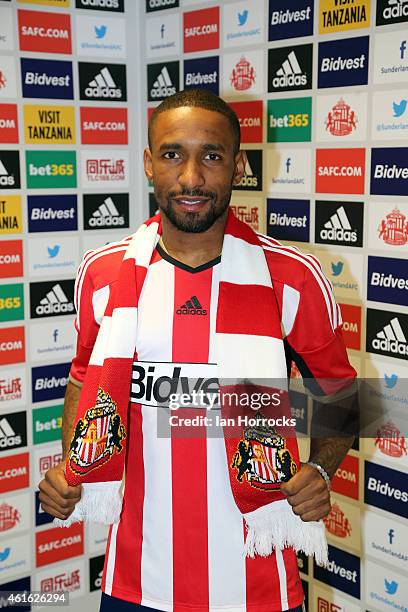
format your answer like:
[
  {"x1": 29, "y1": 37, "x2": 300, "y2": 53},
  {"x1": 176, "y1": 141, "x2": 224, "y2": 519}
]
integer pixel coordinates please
[{"x1": 1, "y1": 0, "x2": 408, "y2": 611}]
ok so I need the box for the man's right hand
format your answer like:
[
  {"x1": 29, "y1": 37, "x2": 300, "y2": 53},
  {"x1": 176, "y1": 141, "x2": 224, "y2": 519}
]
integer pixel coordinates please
[{"x1": 38, "y1": 461, "x2": 82, "y2": 521}]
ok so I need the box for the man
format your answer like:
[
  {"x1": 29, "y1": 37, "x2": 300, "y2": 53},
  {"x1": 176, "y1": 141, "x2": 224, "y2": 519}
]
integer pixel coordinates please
[{"x1": 39, "y1": 90, "x2": 356, "y2": 612}]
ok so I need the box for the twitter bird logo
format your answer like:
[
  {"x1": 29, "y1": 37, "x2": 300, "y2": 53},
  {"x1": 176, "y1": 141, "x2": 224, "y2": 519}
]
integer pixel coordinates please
[
  {"x1": 238, "y1": 9, "x2": 248, "y2": 26},
  {"x1": 384, "y1": 373, "x2": 398, "y2": 389},
  {"x1": 48, "y1": 245, "x2": 60, "y2": 259},
  {"x1": 0, "y1": 547, "x2": 11, "y2": 562},
  {"x1": 331, "y1": 261, "x2": 344, "y2": 276},
  {"x1": 384, "y1": 579, "x2": 398, "y2": 595},
  {"x1": 95, "y1": 25, "x2": 107, "y2": 39},
  {"x1": 393, "y1": 99, "x2": 407, "y2": 118}
]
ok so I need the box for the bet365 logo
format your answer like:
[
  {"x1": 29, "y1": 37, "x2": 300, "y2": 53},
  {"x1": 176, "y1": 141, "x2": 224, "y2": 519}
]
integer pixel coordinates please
[{"x1": 26, "y1": 151, "x2": 76, "y2": 189}]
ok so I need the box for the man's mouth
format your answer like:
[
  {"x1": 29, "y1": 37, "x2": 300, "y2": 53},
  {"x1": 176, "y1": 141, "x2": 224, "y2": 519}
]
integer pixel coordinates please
[{"x1": 172, "y1": 196, "x2": 211, "y2": 211}]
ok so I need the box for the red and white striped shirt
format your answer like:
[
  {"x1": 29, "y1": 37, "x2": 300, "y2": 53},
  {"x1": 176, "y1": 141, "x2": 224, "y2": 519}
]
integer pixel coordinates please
[{"x1": 70, "y1": 234, "x2": 355, "y2": 612}]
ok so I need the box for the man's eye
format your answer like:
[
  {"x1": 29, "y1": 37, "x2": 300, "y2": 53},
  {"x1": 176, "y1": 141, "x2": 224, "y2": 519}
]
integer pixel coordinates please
[
  {"x1": 205, "y1": 153, "x2": 221, "y2": 161},
  {"x1": 163, "y1": 152, "x2": 180, "y2": 159}
]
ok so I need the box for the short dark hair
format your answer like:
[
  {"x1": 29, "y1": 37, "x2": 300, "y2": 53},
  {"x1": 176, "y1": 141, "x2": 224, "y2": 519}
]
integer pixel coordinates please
[{"x1": 148, "y1": 89, "x2": 241, "y2": 152}]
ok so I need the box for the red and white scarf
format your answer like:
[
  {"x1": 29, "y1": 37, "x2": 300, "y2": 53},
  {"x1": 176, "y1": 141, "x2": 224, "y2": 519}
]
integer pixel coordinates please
[{"x1": 54, "y1": 210, "x2": 328, "y2": 565}]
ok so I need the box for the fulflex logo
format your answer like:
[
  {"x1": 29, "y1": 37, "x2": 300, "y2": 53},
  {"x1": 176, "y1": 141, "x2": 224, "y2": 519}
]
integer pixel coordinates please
[
  {"x1": 377, "y1": 0, "x2": 408, "y2": 25},
  {"x1": 30, "y1": 281, "x2": 74, "y2": 318},
  {"x1": 365, "y1": 461, "x2": 408, "y2": 519}
]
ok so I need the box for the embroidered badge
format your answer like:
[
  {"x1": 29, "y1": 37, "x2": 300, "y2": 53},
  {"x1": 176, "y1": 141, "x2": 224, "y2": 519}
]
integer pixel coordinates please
[{"x1": 69, "y1": 388, "x2": 126, "y2": 476}]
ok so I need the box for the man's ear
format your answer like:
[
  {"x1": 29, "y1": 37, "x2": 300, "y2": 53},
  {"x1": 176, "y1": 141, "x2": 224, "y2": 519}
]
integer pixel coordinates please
[
  {"x1": 232, "y1": 150, "x2": 247, "y2": 186},
  {"x1": 144, "y1": 147, "x2": 153, "y2": 181}
]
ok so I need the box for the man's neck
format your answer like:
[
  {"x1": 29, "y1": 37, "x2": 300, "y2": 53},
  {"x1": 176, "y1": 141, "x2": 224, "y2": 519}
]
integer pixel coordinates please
[{"x1": 160, "y1": 211, "x2": 227, "y2": 268}]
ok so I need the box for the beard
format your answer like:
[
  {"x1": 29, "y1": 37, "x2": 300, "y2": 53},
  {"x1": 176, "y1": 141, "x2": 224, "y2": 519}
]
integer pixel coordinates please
[{"x1": 156, "y1": 187, "x2": 232, "y2": 233}]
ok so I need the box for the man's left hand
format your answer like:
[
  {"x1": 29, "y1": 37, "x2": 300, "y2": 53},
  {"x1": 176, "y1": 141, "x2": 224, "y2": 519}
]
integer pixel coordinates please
[{"x1": 280, "y1": 463, "x2": 331, "y2": 522}]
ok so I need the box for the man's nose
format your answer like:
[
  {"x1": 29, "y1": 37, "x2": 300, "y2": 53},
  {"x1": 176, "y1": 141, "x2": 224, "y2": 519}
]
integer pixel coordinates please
[{"x1": 178, "y1": 159, "x2": 205, "y2": 190}]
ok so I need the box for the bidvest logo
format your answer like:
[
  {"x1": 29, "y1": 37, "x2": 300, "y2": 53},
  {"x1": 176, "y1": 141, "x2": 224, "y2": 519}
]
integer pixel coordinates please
[
  {"x1": 267, "y1": 198, "x2": 309, "y2": 242},
  {"x1": 319, "y1": 0, "x2": 370, "y2": 34},
  {"x1": 36, "y1": 523, "x2": 84, "y2": 567},
  {"x1": 0, "y1": 240, "x2": 23, "y2": 279},
  {"x1": 23, "y1": 105, "x2": 75, "y2": 145},
  {"x1": 145, "y1": 0, "x2": 179, "y2": 12},
  {"x1": 18, "y1": 9, "x2": 72, "y2": 54},
  {"x1": 368, "y1": 256, "x2": 408, "y2": 307},
  {"x1": 223, "y1": 0, "x2": 264, "y2": 48},
  {"x1": 0, "y1": 327, "x2": 25, "y2": 366},
  {"x1": 228, "y1": 100, "x2": 263, "y2": 143},
  {"x1": 184, "y1": 56, "x2": 219, "y2": 94},
  {"x1": 83, "y1": 193, "x2": 129, "y2": 229},
  {"x1": 30, "y1": 280, "x2": 75, "y2": 319},
  {"x1": 318, "y1": 36, "x2": 369, "y2": 88},
  {"x1": 0, "y1": 151, "x2": 20, "y2": 190},
  {"x1": 26, "y1": 151, "x2": 76, "y2": 189},
  {"x1": 76, "y1": 0, "x2": 124, "y2": 11},
  {"x1": 0, "y1": 412, "x2": 26, "y2": 452},
  {"x1": 269, "y1": 0, "x2": 313, "y2": 41},
  {"x1": 147, "y1": 61, "x2": 179, "y2": 101},
  {"x1": 81, "y1": 150, "x2": 129, "y2": 188},
  {"x1": 0, "y1": 196, "x2": 22, "y2": 235},
  {"x1": 339, "y1": 303, "x2": 361, "y2": 351},
  {"x1": 365, "y1": 460, "x2": 408, "y2": 518},
  {"x1": 315, "y1": 201, "x2": 364, "y2": 247},
  {"x1": 366, "y1": 308, "x2": 408, "y2": 361},
  {"x1": 267, "y1": 97, "x2": 311, "y2": 142},
  {"x1": 371, "y1": 147, "x2": 408, "y2": 196},
  {"x1": 0, "y1": 104, "x2": 18, "y2": 144},
  {"x1": 331, "y1": 453, "x2": 359, "y2": 500},
  {"x1": 0, "y1": 57, "x2": 17, "y2": 100},
  {"x1": 0, "y1": 284, "x2": 24, "y2": 323},
  {"x1": 316, "y1": 148, "x2": 365, "y2": 194},
  {"x1": 32, "y1": 362, "x2": 70, "y2": 403},
  {"x1": 28, "y1": 195, "x2": 77, "y2": 232},
  {"x1": 21, "y1": 58, "x2": 73, "y2": 100},
  {"x1": 183, "y1": 7, "x2": 219, "y2": 54},
  {"x1": 234, "y1": 150, "x2": 262, "y2": 191},
  {"x1": 313, "y1": 544, "x2": 360, "y2": 599},
  {"x1": 76, "y1": 14, "x2": 126, "y2": 58},
  {"x1": 79, "y1": 62, "x2": 127, "y2": 102},
  {"x1": 0, "y1": 453, "x2": 29, "y2": 494},
  {"x1": 0, "y1": 367, "x2": 25, "y2": 408},
  {"x1": 32, "y1": 404, "x2": 63, "y2": 445},
  {"x1": 80, "y1": 107, "x2": 128, "y2": 144},
  {"x1": 268, "y1": 43, "x2": 313, "y2": 92},
  {"x1": 377, "y1": 0, "x2": 408, "y2": 25}
]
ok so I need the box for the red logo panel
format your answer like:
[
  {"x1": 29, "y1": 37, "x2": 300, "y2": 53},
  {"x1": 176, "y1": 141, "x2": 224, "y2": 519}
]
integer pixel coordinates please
[
  {"x1": 80, "y1": 107, "x2": 128, "y2": 145},
  {"x1": 0, "y1": 105, "x2": 19, "y2": 144},
  {"x1": 0, "y1": 327, "x2": 25, "y2": 365},
  {"x1": 183, "y1": 7, "x2": 220, "y2": 53},
  {"x1": 18, "y1": 10, "x2": 72, "y2": 55},
  {"x1": 0, "y1": 453, "x2": 29, "y2": 493},
  {"x1": 0, "y1": 240, "x2": 23, "y2": 278},
  {"x1": 316, "y1": 148, "x2": 365, "y2": 194},
  {"x1": 36, "y1": 523, "x2": 84, "y2": 567},
  {"x1": 331, "y1": 453, "x2": 359, "y2": 500},
  {"x1": 339, "y1": 303, "x2": 361, "y2": 351},
  {"x1": 228, "y1": 100, "x2": 263, "y2": 144}
]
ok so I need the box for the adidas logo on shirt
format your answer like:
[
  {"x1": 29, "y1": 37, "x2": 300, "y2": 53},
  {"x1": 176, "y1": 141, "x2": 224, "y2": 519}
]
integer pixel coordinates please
[
  {"x1": 372, "y1": 317, "x2": 408, "y2": 357},
  {"x1": 90, "y1": 197, "x2": 124, "y2": 227},
  {"x1": 176, "y1": 296, "x2": 207, "y2": 316},
  {"x1": 0, "y1": 417, "x2": 21, "y2": 448},
  {"x1": 0, "y1": 159, "x2": 15, "y2": 187},
  {"x1": 320, "y1": 206, "x2": 357, "y2": 243},
  {"x1": 86, "y1": 67, "x2": 122, "y2": 99},
  {"x1": 36, "y1": 284, "x2": 74, "y2": 316},
  {"x1": 237, "y1": 159, "x2": 258, "y2": 188},
  {"x1": 150, "y1": 66, "x2": 176, "y2": 99},
  {"x1": 273, "y1": 51, "x2": 307, "y2": 89}
]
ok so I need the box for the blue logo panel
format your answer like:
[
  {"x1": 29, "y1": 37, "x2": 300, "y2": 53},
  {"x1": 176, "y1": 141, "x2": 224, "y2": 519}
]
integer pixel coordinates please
[
  {"x1": 365, "y1": 461, "x2": 408, "y2": 519},
  {"x1": 35, "y1": 491, "x2": 54, "y2": 526},
  {"x1": 21, "y1": 58, "x2": 74, "y2": 100},
  {"x1": 183, "y1": 56, "x2": 219, "y2": 94},
  {"x1": 32, "y1": 362, "x2": 70, "y2": 403},
  {"x1": 313, "y1": 544, "x2": 360, "y2": 599},
  {"x1": 269, "y1": 0, "x2": 314, "y2": 41},
  {"x1": 28, "y1": 195, "x2": 78, "y2": 233},
  {"x1": 370, "y1": 147, "x2": 408, "y2": 196},
  {"x1": 318, "y1": 36, "x2": 369, "y2": 88},
  {"x1": 267, "y1": 198, "x2": 310, "y2": 242},
  {"x1": 368, "y1": 256, "x2": 408, "y2": 306}
]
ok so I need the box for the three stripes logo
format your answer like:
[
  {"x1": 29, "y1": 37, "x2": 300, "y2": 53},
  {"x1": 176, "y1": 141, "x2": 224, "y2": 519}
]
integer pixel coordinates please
[
  {"x1": 0, "y1": 412, "x2": 26, "y2": 450},
  {"x1": 0, "y1": 152, "x2": 20, "y2": 189},
  {"x1": 176, "y1": 295, "x2": 207, "y2": 316},
  {"x1": 367, "y1": 309, "x2": 408, "y2": 359},
  {"x1": 79, "y1": 62, "x2": 127, "y2": 102},
  {"x1": 315, "y1": 201, "x2": 363, "y2": 247},
  {"x1": 268, "y1": 44, "x2": 312, "y2": 92},
  {"x1": 0, "y1": 417, "x2": 21, "y2": 449},
  {"x1": 86, "y1": 67, "x2": 122, "y2": 99},
  {"x1": 235, "y1": 150, "x2": 262, "y2": 190},
  {"x1": 90, "y1": 197, "x2": 124, "y2": 227},
  {"x1": 30, "y1": 280, "x2": 75, "y2": 319},
  {"x1": 320, "y1": 206, "x2": 357, "y2": 243},
  {"x1": 148, "y1": 61, "x2": 179, "y2": 101},
  {"x1": 84, "y1": 193, "x2": 129, "y2": 230}
]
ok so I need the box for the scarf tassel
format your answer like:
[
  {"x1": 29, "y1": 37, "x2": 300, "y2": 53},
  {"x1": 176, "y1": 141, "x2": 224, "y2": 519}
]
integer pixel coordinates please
[
  {"x1": 243, "y1": 499, "x2": 328, "y2": 567},
  {"x1": 53, "y1": 481, "x2": 123, "y2": 528}
]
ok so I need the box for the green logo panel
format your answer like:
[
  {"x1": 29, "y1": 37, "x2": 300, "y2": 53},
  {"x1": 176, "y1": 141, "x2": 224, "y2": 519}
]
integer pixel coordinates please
[
  {"x1": 0, "y1": 283, "x2": 24, "y2": 322},
  {"x1": 26, "y1": 150, "x2": 77, "y2": 188},
  {"x1": 32, "y1": 404, "x2": 63, "y2": 445},
  {"x1": 267, "y1": 97, "x2": 312, "y2": 142}
]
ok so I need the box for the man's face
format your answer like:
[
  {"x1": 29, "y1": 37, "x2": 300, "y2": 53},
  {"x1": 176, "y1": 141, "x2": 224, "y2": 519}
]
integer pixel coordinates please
[{"x1": 144, "y1": 107, "x2": 246, "y2": 233}]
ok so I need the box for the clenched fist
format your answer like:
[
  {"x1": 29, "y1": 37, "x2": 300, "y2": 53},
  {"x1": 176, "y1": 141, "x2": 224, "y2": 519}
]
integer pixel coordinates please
[{"x1": 38, "y1": 461, "x2": 82, "y2": 521}]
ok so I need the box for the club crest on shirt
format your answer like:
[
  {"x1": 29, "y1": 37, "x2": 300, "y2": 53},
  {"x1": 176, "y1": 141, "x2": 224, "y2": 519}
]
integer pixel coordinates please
[
  {"x1": 68, "y1": 387, "x2": 126, "y2": 475},
  {"x1": 231, "y1": 414, "x2": 296, "y2": 491}
]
